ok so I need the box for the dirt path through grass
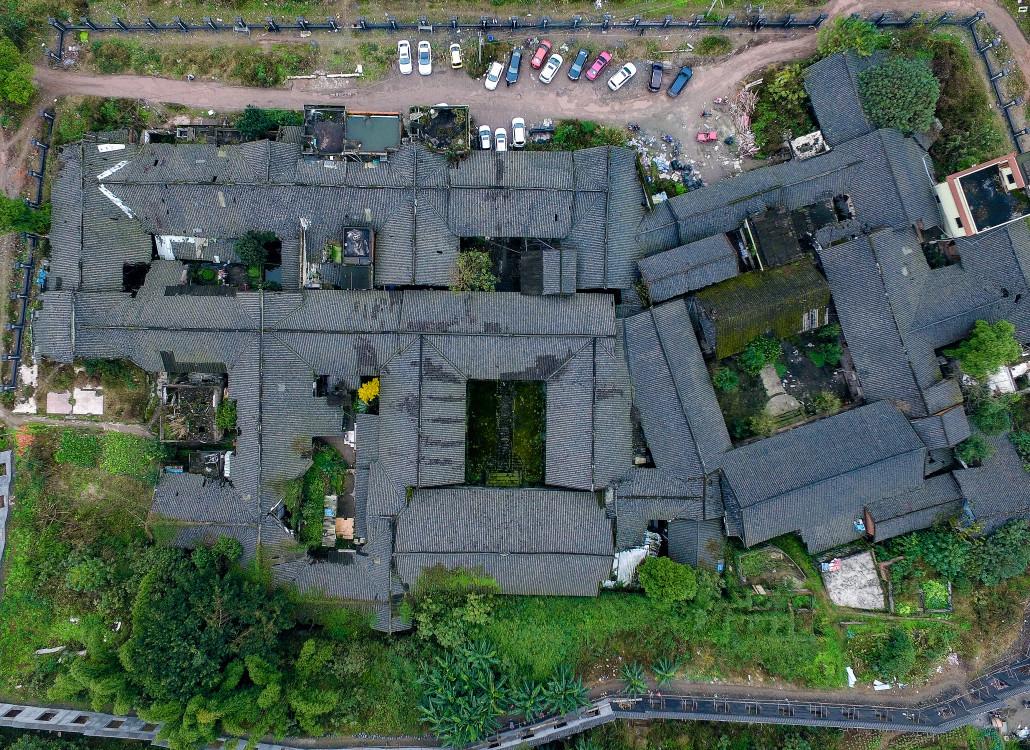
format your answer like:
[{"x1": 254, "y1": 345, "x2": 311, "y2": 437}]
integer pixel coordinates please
[{"x1": 0, "y1": 406, "x2": 154, "y2": 437}]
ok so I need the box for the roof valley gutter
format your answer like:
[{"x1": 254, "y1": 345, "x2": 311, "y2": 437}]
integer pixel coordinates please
[
  {"x1": 411, "y1": 148, "x2": 418, "y2": 285},
  {"x1": 590, "y1": 336, "x2": 597, "y2": 490},
  {"x1": 416, "y1": 335, "x2": 423, "y2": 488},
  {"x1": 603, "y1": 148, "x2": 611, "y2": 287},
  {"x1": 257, "y1": 289, "x2": 265, "y2": 547}
]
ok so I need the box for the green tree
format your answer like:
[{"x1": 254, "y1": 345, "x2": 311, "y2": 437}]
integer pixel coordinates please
[
  {"x1": 233, "y1": 230, "x2": 278, "y2": 268},
  {"x1": 408, "y1": 565, "x2": 500, "y2": 649},
  {"x1": 65, "y1": 555, "x2": 110, "y2": 592},
  {"x1": 1011, "y1": 430, "x2": 1030, "y2": 469},
  {"x1": 811, "y1": 390, "x2": 842, "y2": 415},
  {"x1": 637, "y1": 557, "x2": 698, "y2": 603},
  {"x1": 968, "y1": 520, "x2": 1030, "y2": 586},
  {"x1": 781, "y1": 735, "x2": 813, "y2": 750},
  {"x1": 651, "y1": 656, "x2": 679, "y2": 687},
  {"x1": 541, "y1": 664, "x2": 589, "y2": 715},
  {"x1": 2, "y1": 62, "x2": 35, "y2": 105},
  {"x1": 872, "y1": 627, "x2": 916, "y2": 680},
  {"x1": 453, "y1": 250, "x2": 497, "y2": 292},
  {"x1": 859, "y1": 57, "x2": 940, "y2": 134},
  {"x1": 955, "y1": 433, "x2": 995, "y2": 465},
  {"x1": 512, "y1": 678, "x2": 547, "y2": 721},
  {"x1": 768, "y1": 64, "x2": 808, "y2": 106},
  {"x1": 216, "y1": 399, "x2": 238, "y2": 431},
  {"x1": 619, "y1": 660, "x2": 647, "y2": 696},
  {"x1": 944, "y1": 320, "x2": 1022, "y2": 379},
  {"x1": 816, "y1": 16, "x2": 880, "y2": 58},
  {"x1": 236, "y1": 106, "x2": 274, "y2": 140},
  {"x1": 417, "y1": 641, "x2": 510, "y2": 746}
]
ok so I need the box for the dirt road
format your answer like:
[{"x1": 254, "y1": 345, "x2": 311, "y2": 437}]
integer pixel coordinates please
[{"x1": 0, "y1": 407, "x2": 154, "y2": 437}]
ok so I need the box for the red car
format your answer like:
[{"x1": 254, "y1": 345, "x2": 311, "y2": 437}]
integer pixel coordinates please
[
  {"x1": 531, "y1": 40, "x2": 552, "y2": 69},
  {"x1": 697, "y1": 130, "x2": 718, "y2": 142},
  {"x1": 584, "y1": 51, "x2": 612, "y2": 81}
]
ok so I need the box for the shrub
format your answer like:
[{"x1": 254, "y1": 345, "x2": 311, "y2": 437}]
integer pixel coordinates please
[
  {"x1": 637, "y1": 557, "x2": 698, "y2": 603},
  {"x1": 966, "y1": 384, "x2": 1012, "y2": 435},
  {"x1": 944, "y1": 320, "x2": 1022, "y2": 380},
  {"x1": 694, "y1": 35, "x2": 733, "y2": 57},
  {"x1": 619, "y1": 660, "x2": 647, "y2": 696},
  {"x1": 409, "y1": 565, "x2": 500, "y2": 649},
  {"x1": 871, "y1": 628, "x2": 916, "y2": 680},
  {"x1": 215, "y1": 399, "x2": 237, "y2": 431},
  {"x1": 955, "y1": 433, "x2": 995, "y2": 465},
  {"x1": 54, "y1": 430, "x2": 101, "y2": 468},
  {"x1": 712, "y1": 368, "x2": 739, "y2": 392},
  {"x1": 859, "y1": 56, "x2": 940, "y2": 134},
  {"x1": 818, "y1": 323, "x2": 842, "y2": 341},
  {"x1": 808, "y1": 342, "x2": 842, "y2": 368},
  {"x1": 739, "y1": 336, "x2": 782, "y2": 376},
  {"x1": 816, "y1": 16, "x2": 880, "y2": 58},
  {"x1": 1011, "y1": 430, "x2": 1030, "y2": 470},
  {"x1": 453, "y1": 251, "x2": 497, "y2": 292},
  {"x1": 811, "y1": 391, "x2": 842, "y2": 415},
  {"x1": 921, "y1": 528, "x2": 970, "y2": 579}
]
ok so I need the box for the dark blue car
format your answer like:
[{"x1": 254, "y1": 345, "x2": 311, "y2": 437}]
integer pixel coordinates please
[
  {"x1": 506, "y1": 48, "x2": 522, "y2": 85},
  {"x1": 667, "y1": 65, "x2": 693, "y2": 97},
  {"x1": 567, "y1": 48, "x2": 590, "y2": 81}
]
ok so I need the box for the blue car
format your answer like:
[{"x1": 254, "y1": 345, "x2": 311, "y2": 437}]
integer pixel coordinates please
[
  {"x1": 667, "y1": 65, "x2": 693, "y2": 97},
  {"x1": 567, "y1": 48, "x2": 590, "y2": 81},
  {"x1": 506, "y1": 48, "x2": 522, "y2": 85}
]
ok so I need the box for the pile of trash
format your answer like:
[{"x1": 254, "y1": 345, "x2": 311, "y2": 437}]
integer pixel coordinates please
[{"x1": 629, "y1": 134, "x2": 706, "y2": 192}]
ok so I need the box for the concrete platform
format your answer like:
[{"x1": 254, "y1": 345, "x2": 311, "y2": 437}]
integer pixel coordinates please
[{"x1": 822, "y1": 550, "x2": 885, "y2": 610}]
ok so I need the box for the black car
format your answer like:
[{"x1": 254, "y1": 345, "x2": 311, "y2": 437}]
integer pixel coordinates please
[
  {"x1": 506, "y1": 48, "x2": 522, "y2": 85},
  {"x1": 647, "y1": 62, "x2": 664, "y2": 92},
  {"x1": 567, "y1": 48, "x2": 590, "y2": 81},
  {"x1": 667, "y1": 65, "x2": 693, "y2": 97}
]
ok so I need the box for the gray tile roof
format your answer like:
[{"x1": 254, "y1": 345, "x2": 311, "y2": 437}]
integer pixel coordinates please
[
  {"x1": 910, "y1": 406, "x2": 971, "y2": 450},
  {"x1": 668, "y1": 518, "x2": 725, "y2": 569},
  {"x1": 803, "y1": 51, "x2": 879, "y2": 146},
  {"x1": 623, "y1": 299, "x2": 730, "y2": 482},
  {"x1": 954, "y1": 433, "x2": 1030, "y2": 530},
  {"x1": 866, "y1": 473, "x2": 963, "y2": 542},
  {"x1": 394, "y1": 486, "x2": 613, "y2": 596},
  {"x1": 721, "y1": 401, "x2": 926, "y2": 551},
  {"x1": 638, "y1": 234, "x2": 739, "y2": 303}
]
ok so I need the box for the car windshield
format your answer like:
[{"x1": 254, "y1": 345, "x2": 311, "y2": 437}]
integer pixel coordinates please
[
  {"x1": 420, "y1": 49, "x2": 429, "y2": 61},
  {"x1": 488, "y1": 67, "x2": 499, "y2": 80}
]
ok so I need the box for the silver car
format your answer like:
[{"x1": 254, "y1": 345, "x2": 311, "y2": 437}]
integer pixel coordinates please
[{"x1": 539, "y1": 53, "x2": 564, "y2": 84}]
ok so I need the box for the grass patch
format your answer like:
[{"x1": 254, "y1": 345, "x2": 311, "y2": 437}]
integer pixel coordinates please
[
  {"x1": 465, "y1": 380, "x2": 499, "y2": 484},
  {"x1": 0, "y1": 426, "x2": 156, "y2": 698},
  {"x1": 694, "y1": 35, "x2": 733, "y2": 57},
  {"x1": 87, "y1": 38, "x2": 317, "y2": 86},
  {"x1": 484, "y1": 584, "x2": 846, "y2": 688},
  {"x1": 511, "y1": 381, "x2": 545, "y2": 485}
]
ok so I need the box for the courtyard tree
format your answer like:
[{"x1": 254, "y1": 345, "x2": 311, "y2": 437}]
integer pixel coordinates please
[
  {"x1": 236, "y1": 106, "x2": 274, "y2": 140},
  {"x1": 454, "y1": 250, "x2": 498, "y2": 292},
  {"x1": 637, "y1": 556, "x2": 698, "y2": 603},
  {"x1": 858, "y1": 57, "x2": 940, "y2": 135},
  {"x1": 408, "y1": 565, "x2": 500, "y2": 649},
  {"x1": 233, "y1": 230, "x2": 278, "y2": 268},
  {"x1": 944, "y1": 319, "x2": 1022, "y2": 379}
]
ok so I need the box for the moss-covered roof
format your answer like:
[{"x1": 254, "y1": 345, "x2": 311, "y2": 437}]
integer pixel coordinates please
[{"x1": 695, "y1": 255, "x2": 832, "y2": 358}]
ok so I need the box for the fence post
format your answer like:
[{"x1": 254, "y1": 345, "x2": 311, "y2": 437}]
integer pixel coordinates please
[
  {"x1": 48, "y1": 16, "x2": 68, "y2": 31},
  {"x1": 932, "y1": 11, "x2": 953, "y2": 28},
  {"x1": 602, "y1": 13, "x2": 612, "y2": 30},
  {"x1": 143, "y1": 17, "x2": 159, "y2": 31},
  {"x1": 388, "y1": 16, "x2": 398, "y2": 30},
  {"x1": 112, "y1": 17, "x2": 129, "y2": 31},
  {"x1": 326, "y1": 17, "x2": 339, "y2": 31},
  {"x1": 297, "y1": 16, "x2": 309, "y2": 30}
]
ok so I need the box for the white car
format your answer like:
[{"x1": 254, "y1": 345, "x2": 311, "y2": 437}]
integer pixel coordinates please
[
  {"x1": 484, "y1": 60, "x2": 504, "y2": 90},
  {"x1": 478, "y1": 124, "x2": 492, "y2": 150},
  {"x1": 494, "y1": 127, "x2": 507, "y2": 152},
  {"x1": 449, "y1": 42, "x2": 463, "y2": 69},
  {"x1": 397, "y1": 40, "x2": 412, "y2": 75},
  {"x1": 539, "y1": 53, "x2": 564, "y2": 84},
  {"x1": 511, "y1": 117, "x2": 527, "y2": 148},
  {"x1": 417, "y1": 41, "x2": 432, "y2": 76},
  {"x1": 607, "y1": 62, "x2": 637, "y2": 91}
]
